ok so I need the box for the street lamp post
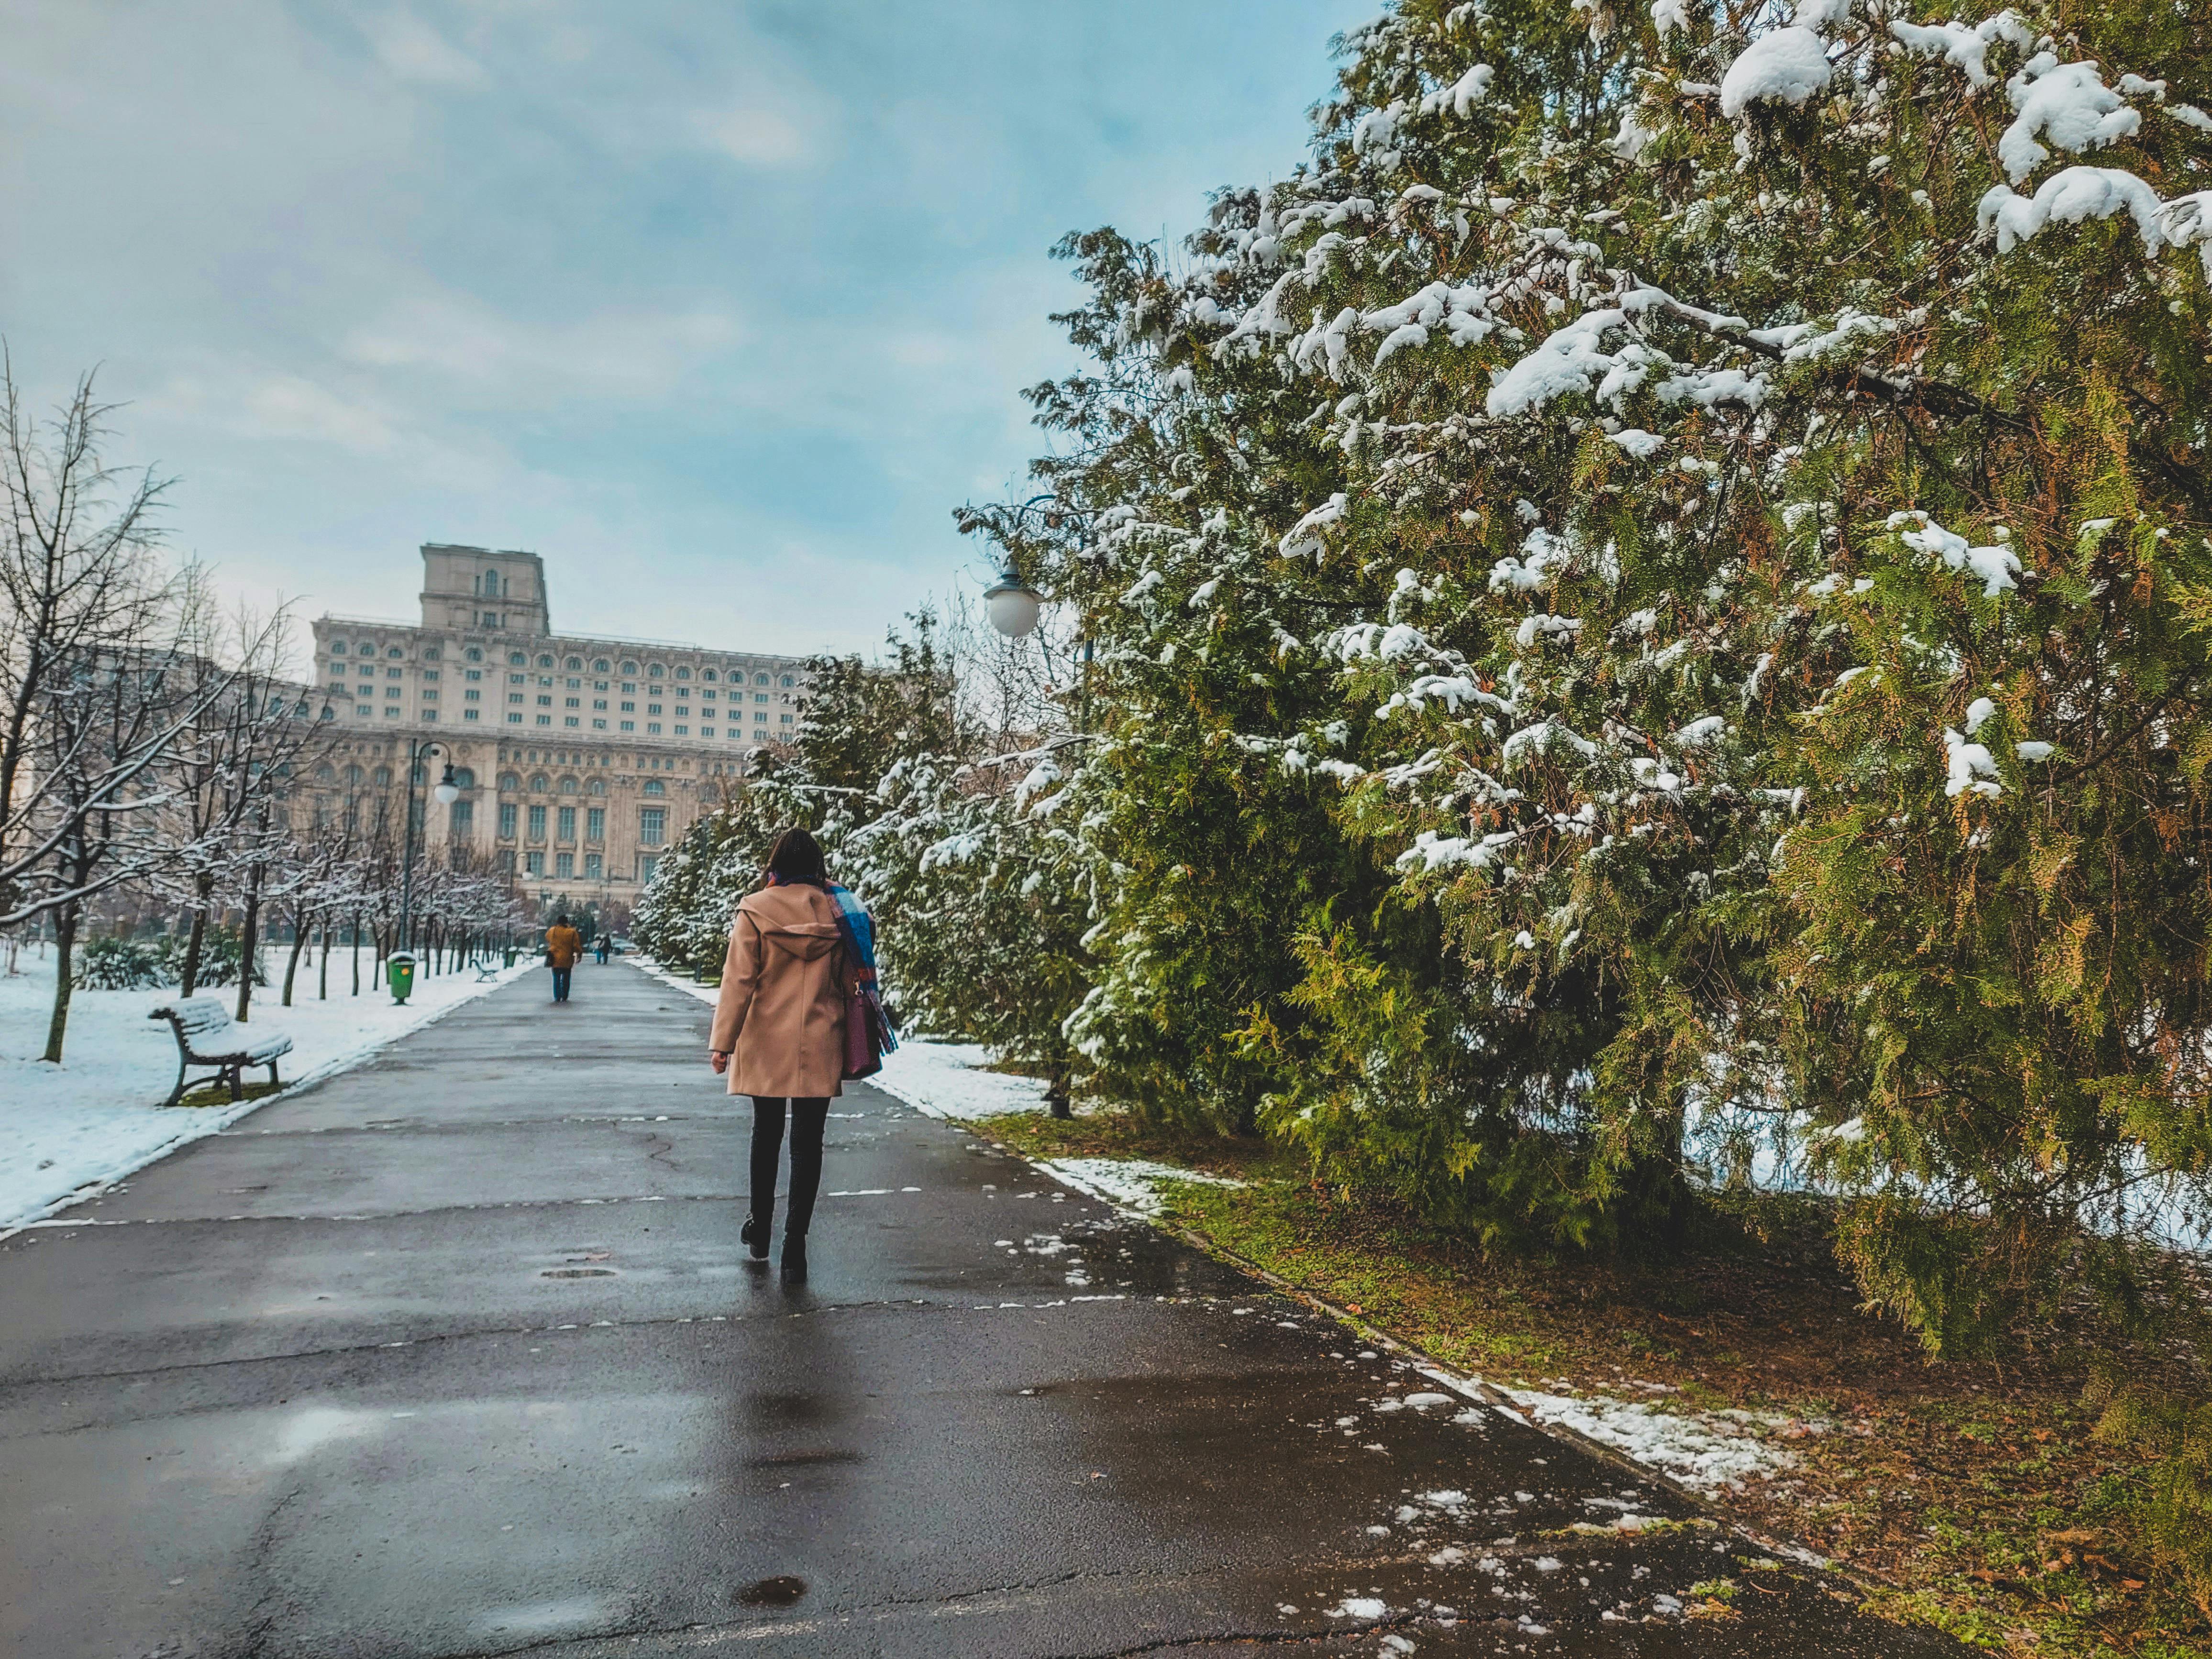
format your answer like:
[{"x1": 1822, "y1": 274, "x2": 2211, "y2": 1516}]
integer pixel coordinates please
[{"x1": 398, "y1": 739, "x2": 461, "y2": 955}]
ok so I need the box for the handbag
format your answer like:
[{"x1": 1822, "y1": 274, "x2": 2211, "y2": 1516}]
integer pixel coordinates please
[{"x1": 842, "y1": 980, "x2": 884, "y2": 1080}]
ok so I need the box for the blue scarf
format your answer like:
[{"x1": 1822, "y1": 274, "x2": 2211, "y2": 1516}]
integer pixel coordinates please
[{"x1": 825, "y1": 881, "x2": 897, "y2": 1052}]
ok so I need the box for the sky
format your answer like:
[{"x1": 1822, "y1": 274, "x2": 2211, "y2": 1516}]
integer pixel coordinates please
[{"x1": 0, "y1": 0, "x2": 1371, "y2": 667}]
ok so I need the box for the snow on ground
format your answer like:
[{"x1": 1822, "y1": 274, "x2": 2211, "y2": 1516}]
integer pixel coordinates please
[
  {"x1": 1493, "y1": 1383, "x2": 1810, "y2": 1494},
  {"x1": 873, "y1": 1041, "x2": 1051, "y2": 1120},
  {"x1": 0, "y1": 949, "x2": 532, "y2": 1232},
  {"x1": 1033, "y1": 1156, "x2": 1243, "y2": 1217},
  {"x1": 634, "y1": 956, "x2": 1054, "y2": 1120}
]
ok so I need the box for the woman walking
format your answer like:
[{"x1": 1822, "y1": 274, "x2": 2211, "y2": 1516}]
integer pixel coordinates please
[{"x1": 708, "y1": 828, "x2": 872, "y2": 1284}]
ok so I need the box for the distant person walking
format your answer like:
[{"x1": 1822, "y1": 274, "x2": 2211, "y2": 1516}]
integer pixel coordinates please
[
  {"x1": 544, "y1": 915, "x2": 583, "y2": 1004},
  {"x1": 595, "y1": 933, "x2": 610, "y2": 965},
  {"x1": 708, "y1": 827, "x2": 876, "y2": 1284}
]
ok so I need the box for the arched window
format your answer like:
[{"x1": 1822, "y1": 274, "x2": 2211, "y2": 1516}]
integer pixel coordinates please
[
  {"x1": 643, "y1": 779, "x2": 666, "y2": 796},
  {"x1": 331, "y1": 642, "x2": 347, "y2": 655},
  {"x1": 423, "y1": 646, "x2": 441, "y2": 661},
  {"x1": 315, "y1": 763, "x2": 335, "y2": 782},
  {"x1": 565, "y1": 656, "x2": 582, "y2": 670},
  {"x1": 780, "y1": 675, "x2": 795, "y2": 687},
  {"x1": 498, "y1": 772, "x2": 521, "y2": 790},
  {"x1": 529, "y1": 773, "x2": 550, "y2": 792},
  {"x1": 509, "y1": 652, "x2": 527, "y2": 665},
  {"x1": 621, "y1": 660, "x2": 638, "y2": 675},
  {"x1": 675, "y1": 666, "x2": 691, "y2": 681},
  {"x1": 537, "y1": 653, "x2": 554, "y2": 668},
  {"x1": 387, "y1": 646, "x2": 403, "y2": 659},
  {"x1": 593, "y1": 658, "x2": 609, "y2": 672},
  {"x1": 701, "y1": 669, "x2": 717, "y2": 682},
  {"x1": 588, "y1": 779, "x2": 606, "y2": 796},
  {"x1": 452, "y1": 768, "x2": 476, "y2": 788},
  {"x1": 648, "y1": 664, "x2": 665, "y2": 678},
  {"x1": 755, "y1": 673, "x2": 770, "y2": 686},
  {"x1": 345, "y1": 764, "x2": 365, "y2": 786},
  {"x1": 372, "y1": 766, "x2": 392, "y2": 786},
  {"x1": 559, "y1": 777, "x2": 579, "y2": 794},
  {"x1": 465, "y1": 647, "x2": 483, "y2": 662}
]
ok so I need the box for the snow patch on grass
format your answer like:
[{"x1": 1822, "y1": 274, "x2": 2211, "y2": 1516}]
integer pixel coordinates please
[
  {"x1": 1033, "y1": 1156, "x2": 1243, "y2": 1216},
  {"x1": 1495, "y1": 1383, "x2": 1809, "y2": 1492}
]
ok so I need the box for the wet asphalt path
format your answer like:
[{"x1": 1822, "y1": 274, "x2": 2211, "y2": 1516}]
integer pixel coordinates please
[{"x1": 0, "y1": 961, "x2": 1963, "y2": 1659}]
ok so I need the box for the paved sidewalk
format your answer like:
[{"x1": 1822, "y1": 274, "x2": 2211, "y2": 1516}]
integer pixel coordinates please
[{"x1": 0, "y1": 959, "x2": 1961, "y2": 1657}]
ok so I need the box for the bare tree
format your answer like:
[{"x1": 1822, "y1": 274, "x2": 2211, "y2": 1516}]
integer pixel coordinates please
[{"x1": 0, "y1": 358, "x2": 240, "y2": 928}]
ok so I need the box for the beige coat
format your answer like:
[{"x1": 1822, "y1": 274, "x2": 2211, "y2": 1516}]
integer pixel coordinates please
[{"x1": 708, "y1": 884, "x2": 848, "y2": 1099}]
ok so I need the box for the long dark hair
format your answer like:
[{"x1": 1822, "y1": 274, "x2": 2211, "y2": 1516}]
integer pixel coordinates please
[{"x1": 763, "y1": 826, "x2": 829, "y2": 888}]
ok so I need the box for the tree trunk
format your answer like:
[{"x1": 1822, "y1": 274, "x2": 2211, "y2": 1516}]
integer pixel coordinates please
[
  {"x1": 42, "y1": 899, "x2": 78, "y2": 1063},
  {"x1": 235, "y1": 877, "x2": 264, "y2": 1023},
  {"x1": 350, "y1": 913, "x2": 362, "y2": 996},
  {"x1": 179, "y1": 881, "x2": 211, "y2": 997},
  {"x1": 318, "y1": 921, "x2": 330, "y2": 1000},
  {"x1": 281, "y1": 909, "x2": 310, "y2": 1007}
]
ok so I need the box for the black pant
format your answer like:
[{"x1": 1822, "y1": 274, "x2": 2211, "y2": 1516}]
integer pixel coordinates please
[
  {"x1": 750, "y1": 1097, "x2": 830, "y2": 1239},
  {"x1": 551, "y1": 966, "x2": 572, "y2": 1001}
]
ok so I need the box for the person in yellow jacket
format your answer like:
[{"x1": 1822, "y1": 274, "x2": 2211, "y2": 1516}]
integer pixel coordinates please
[{"x1": 544, "y1": 915, "x2": 583, "y2": 1004}]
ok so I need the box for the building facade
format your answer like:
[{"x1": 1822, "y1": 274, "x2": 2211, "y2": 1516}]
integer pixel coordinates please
[{"x1": 306, "y1": 544, "x2": 805, "y2": 915}]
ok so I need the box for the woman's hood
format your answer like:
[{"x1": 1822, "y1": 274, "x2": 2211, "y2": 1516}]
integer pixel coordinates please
[{"x1": 739, "y1": 885, "x2": 843, "y2": 960}]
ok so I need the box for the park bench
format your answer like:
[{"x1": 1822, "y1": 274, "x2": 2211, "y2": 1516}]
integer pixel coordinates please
[{"x1": 147, "y1": 998, "x2": 293, "y2": 1108}]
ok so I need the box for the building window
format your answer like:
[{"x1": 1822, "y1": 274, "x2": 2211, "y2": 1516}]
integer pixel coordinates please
[
  {"x1": 755, "y1": 711, "x2": 767, "y2": 723},
  {"x1": 465, "y1": 689, "x2": 480, "y2": 702},
  {"x1": 507, "y1": 712, "x2": 523, "y2": 724},
  {"x1": 422, "y1": 709, "x2": 439, "y2": 721},
  {"x1": 619, "y1": 719, "x2": 634, "y2": 732},
  {"x1": 528, "y1": 804, "x2": 547, "y2": 839},
  {"x1": 557, "y1": 806, "x2": 576, "y2": 841},
  {"x1": 499, "y1": 801, "x2": 519, "y2": 837},
  {"x1": 674, "y1": 725, "x2": 688, "y2": 736},
  {"x1": 780, "y1": 675, "x2": 795, "y2": 687},
  {"x1": 555, "y1": 852, "x2": 574, "y2": 878},
  {"x1": 640, "y1": 808, "x2": 666, "y2": 846},
  {"x1": 421, "y1": 689, "x2": 438, "y2": 700},
  {"x1": 508, "y1": 693, "x2": 523, "y2": 705},
  {"x1": 592, "y1": 699, "x2": 607, "y2": 710},
  {"x1": 592, "y1": 718, "x2": 607, "y2": 730},
  {"x1": 643, "y1": 779, "x2": 665, "y2": 796},
  {"x1": 647, "y1": 721, "x2": 662, "y2": 734},
  {"x1": 701, "y1": 727, "x2": 714, "y2": 738},
  {"x1": 463, "y1": 708, "x2": 479, "y2": 720},
  {"x1": 536, "y1": 715, "x2": 551, "y2": 726},
  {"x1": 639, "y1": 854, "x2": 659, "y2": 884},
  {"x1": 586, "y1": 807, "x2": 604, "y2": 841},
  {"x1": 499, "y1": 849, "x2": 516, "y2": 873},
  {"x1": 525, "y1": 851, "x2": 544, "y2": 875},
  {"x1": 620, "y1": 700, "x2": 635, "y2": 712},
  {"x1": 585, "y1": 853, "x2": 601, "y2": 878},
  {"x1": 450, "y1": 800, "x2": 475, "y2": 837},
  {"x1": 536, "y1": 695, "x2": 552, "y2": 707},
  {"x1": 647, "y1": 703, "x2": 663, "y2": 715},
  {"x1": 780, "y1": 713, "x2": 793, "y2": 725}
]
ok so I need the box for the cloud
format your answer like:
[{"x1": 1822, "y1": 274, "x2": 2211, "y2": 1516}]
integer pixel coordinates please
[
  {"x1": 693, "y1": 105, "x2": 808, "y2": 166},
  {"x1": 364, "y1": 11, "x2": 487, "y2": 88},
  {"x1": 341, "y1": 293, "x2": 744, "y2": 403}
]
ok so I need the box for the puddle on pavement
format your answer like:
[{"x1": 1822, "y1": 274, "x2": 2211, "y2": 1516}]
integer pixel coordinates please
[
  {"x1": 541, "y1": 1267, "x2": 617, "y2": 1278},
  {"x1": 735, "y1": 1575, "x2": 807, "y2": 1607}
]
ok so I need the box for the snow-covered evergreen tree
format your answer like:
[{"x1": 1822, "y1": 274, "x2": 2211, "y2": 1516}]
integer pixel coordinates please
[{"x1": 958, "y1": 0, "x2": 2212, "y2": 1590}]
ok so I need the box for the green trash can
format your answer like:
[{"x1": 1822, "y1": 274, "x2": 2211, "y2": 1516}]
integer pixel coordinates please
[
  {"x1": 387, "y1": 951, "x2": 417, "y2": 1005},
  {"x1": 503, "y1": 946, "x2": 516, "y2": 969}
]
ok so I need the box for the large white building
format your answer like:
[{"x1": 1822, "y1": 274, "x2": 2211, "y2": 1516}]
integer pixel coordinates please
[{"x1": 307, "y1": 544, "x2": 806, "y2": 914}]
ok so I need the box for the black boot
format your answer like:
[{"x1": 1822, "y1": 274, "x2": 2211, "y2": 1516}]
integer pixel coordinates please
[
  {"x1": 741, "y1": 1214, "x2": 771, "y2": 1261},
  {"x1": 780, "y1": 1235, "x2": 808, "y2": 1285}
]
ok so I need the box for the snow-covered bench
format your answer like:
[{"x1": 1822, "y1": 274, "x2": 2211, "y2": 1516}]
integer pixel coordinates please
[{"x1": 148, "y1": 998, "x2": 292, "y2": 1108}]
